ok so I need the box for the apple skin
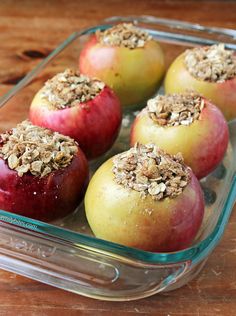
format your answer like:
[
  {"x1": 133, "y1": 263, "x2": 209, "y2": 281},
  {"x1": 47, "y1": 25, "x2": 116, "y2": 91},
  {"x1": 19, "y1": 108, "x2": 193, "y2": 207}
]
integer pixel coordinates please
[
  {"x1": 164, "y1": 53, "x2": 236, "y2": 120},
  {"x1": 79, "y1": 35, "x2": 165, "y2": 107},
  {"x1": 0, "y1": 148, "x2": 89, "y2": 221},
  {"x1": 29, "y1": 86, "x2": 122, "y2": 160},
  {"x1": 85, "y1": 158, "x2": 204, "y2": 252},
  {"x1": 130, "y1": 98, "x2": 229, "y2": 179}
]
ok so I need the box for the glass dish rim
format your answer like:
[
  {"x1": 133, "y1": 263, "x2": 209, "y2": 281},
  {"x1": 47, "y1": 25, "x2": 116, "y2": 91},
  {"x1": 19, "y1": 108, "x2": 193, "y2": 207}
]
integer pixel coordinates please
[{"x1": 0, "y1": 16, "x2": 235, "y2": 266}]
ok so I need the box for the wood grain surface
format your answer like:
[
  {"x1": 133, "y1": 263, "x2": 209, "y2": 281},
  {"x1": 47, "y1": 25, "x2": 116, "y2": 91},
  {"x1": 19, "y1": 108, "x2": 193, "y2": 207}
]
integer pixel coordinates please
[{"x1": 0, "y1": 1, "x2": 236, "y2": 315}]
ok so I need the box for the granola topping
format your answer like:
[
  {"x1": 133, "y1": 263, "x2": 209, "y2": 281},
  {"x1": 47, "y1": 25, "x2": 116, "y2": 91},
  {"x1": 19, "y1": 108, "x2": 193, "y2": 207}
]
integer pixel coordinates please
[
  {"x1": 0, "y1": 120, "x2": 78, "y2": 177},
  {"x1": 41, "y1": 69, "x2": 105, "y2": 109},
  {"x1": 97, "y1": 23, "x2": 152, "y2": 49},
  {"x1": 184, "y1": 44, "x2": 236, "y2": 82},
  {"x1": 147, "y1": 93, "x2": 204, "y2": 127},
  {"x1": 112, "y1": 143, "x2": 190, "y2": 201}
]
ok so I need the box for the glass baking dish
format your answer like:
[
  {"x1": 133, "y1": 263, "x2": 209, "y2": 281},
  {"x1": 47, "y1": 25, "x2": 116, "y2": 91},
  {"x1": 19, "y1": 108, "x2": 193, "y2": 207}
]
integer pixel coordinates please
[{"x1": 0, "y1": 16, "x2": 235, "y2": 301}]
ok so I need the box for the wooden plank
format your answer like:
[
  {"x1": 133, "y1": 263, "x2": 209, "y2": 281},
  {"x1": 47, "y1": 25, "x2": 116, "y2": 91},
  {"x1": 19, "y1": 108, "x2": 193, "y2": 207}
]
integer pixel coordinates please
[{"x1": 0, "y1": 1, "x2": 236, "y2": 315}]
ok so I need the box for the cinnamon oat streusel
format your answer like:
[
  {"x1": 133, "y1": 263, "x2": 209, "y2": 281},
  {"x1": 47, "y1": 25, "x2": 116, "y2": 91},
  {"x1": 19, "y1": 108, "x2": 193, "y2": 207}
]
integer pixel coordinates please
[
  {"x1": 41, "y1": 69, "x2": 105, "y2": 110},
  {"x1": 184, "y1": 44, "x2": 236, "y2": 83},
  {"x1": 147, "y1": 93, "x2": 205, "y2": 127},
  {"x1": 97, "y1": 23, "x2": 152, "y2": 49},
  {"x1": 0, "y1": 120, "x2": 78, "y2": 177},
  {"x1": 112, "y1": 143, "x2": 190, "y2": 201}
]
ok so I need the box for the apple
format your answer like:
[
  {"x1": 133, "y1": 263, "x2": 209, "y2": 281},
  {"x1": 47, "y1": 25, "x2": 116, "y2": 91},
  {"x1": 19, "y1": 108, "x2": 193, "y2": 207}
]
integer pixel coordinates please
[
  {"x1": 29, "y1": 76, "x2": 122, "y2": 160},
  {"x1": 130, "y1": 95, "x2": 229, "y2": 179},
  {"x1": 79, "y1": 24, "x2": 165, "y2": 107},
  {"x1": 164, "y1": 48, "x2": 236, "y2": 121},
  {"x1": 85, "y1": 145, "x2": 204, "y2": 252},
  {"x1": 0, "y1": 122, "x2": 89, "y2": 221}
]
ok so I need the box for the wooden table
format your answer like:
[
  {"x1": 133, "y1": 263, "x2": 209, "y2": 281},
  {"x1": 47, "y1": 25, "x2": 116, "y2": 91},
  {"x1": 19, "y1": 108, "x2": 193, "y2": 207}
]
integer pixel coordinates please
[{"x1": 0, "y1": 1, "x2": 236, "y2": 315}]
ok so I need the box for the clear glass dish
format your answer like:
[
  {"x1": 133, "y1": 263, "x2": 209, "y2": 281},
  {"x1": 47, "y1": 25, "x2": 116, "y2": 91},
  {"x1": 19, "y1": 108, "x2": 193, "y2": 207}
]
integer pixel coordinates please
[{"x1": 0, "y1": 16, "x2": 235, "y2": 301}]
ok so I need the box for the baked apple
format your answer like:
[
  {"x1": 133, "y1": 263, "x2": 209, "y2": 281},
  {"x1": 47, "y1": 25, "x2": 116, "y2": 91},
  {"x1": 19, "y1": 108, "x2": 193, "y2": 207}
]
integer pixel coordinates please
[
  {"x1": 164, "y1": 44, "x2": 236, "y2": 120},
  {"x1": 85, "y1": 143, "x2": 204, "y2": 252},
  {"x1": 130, "y1": 93, "x2": 229, "y2": 179},
  {"x1": 79, "y1": 23, "x2": 165, "y2": 107},
  {"x1": 29, "y1": 69, "x2": 122, "y2": 160},
  {"x1": 0, "y1": 120, "x2": 88, "y2": 221}
]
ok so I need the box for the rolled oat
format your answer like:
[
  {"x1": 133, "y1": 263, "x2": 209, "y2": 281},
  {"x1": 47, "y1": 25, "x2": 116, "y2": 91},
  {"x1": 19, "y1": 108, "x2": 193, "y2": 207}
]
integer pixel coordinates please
[
  {"x1": 0, "y1": 120, "x2": 78, "y2": 177},
  {"x1": 147, "y1": 92, "x2": 204, "y2": 127},
  {"x1": 112, "y1": 143, "x2": 190, "y2": 201},
  {"x1": 41, "y1": 69, "x2": 105, "y2": 110},
  {"x1": 97, "y1": 23, "x2": 152, "y2": 49},
  {"x1": 184, "y1": 44, "x2": 236, "y2": 82}
]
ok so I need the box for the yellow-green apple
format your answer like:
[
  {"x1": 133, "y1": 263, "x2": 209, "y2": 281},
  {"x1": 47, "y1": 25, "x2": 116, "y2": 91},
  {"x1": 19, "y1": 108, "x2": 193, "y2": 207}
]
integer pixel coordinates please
[
  {"x1": 130, "y1": 93, "x2": 229, "y2": 179},
  {"x1": 0, "y1": 121, "x2": 89, "y2": 221},
  {"x1": 30, "y1": 69, "x2": 122, "y2": 160},
  {"x1": 85, "y1": 143, "x2": 204, "y2": 252},
  {"x1": 164, "y1": 44, "x2": 236, "y2": 120},
  {"x1": 79, "y1": 23, "x2": 165, "y2": 107}
]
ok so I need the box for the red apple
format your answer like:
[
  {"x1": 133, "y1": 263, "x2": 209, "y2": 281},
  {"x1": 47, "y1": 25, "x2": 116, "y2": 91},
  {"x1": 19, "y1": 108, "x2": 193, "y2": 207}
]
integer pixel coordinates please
[
  {"x1": 0, "y1": 121, "x2": 89, "y2": 221},
  {"x1": 85, "y1": 151, "x2": 204, "y2": 252},
  {"x1": 79, "y1": 29, "x2": 165, "y2": 107},
  {"x1": 30, "y1": 83, "x2": 122, "y2": 160},
  {"x1": 164, "y1": 51, "x2": 236, "y2": 120},
  {"x1": 130, "y1": 96, "x2": 229, "y2": 179},
  {"x1": 0, "y1": 147, "x2": 88, "y2": 221}
]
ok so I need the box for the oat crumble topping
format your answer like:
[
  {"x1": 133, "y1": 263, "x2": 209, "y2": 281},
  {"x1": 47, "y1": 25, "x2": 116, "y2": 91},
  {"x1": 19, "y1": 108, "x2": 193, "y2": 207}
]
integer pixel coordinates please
[
  {"x1": 112, "y1": 143, "x2": 190, "y2": 200},
  {"x1": 0, "y1": 120, "x2": 78, "y2": 177},
  {"x1": 97, "y1": 23, "x2": 152, "y2": 49},
  {"x1": 41, "y1": 69, "x2": 105, "y2": 109},
  {"x1": 147, "y1": 93, "x2": 204, "y2": 127},
  {"x1": 184, "y1": 44, "x2": 236, "y2": 82}
]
